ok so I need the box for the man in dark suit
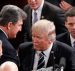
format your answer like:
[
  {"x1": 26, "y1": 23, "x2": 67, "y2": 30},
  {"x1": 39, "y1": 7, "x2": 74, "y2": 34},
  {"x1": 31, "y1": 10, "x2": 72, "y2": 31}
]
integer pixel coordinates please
[
  {"x1": 0, "y1": 4, "x2": 27, "y2": 67},
  {"x1": 57, "y1": 7, "x2": 75, "y2": 48},
  {"x1": 18, "y1": 19, "x2": 75, "y2": 71},
  {"x1": 21, "y1": 0, "x2": 67, "y2": 42}
]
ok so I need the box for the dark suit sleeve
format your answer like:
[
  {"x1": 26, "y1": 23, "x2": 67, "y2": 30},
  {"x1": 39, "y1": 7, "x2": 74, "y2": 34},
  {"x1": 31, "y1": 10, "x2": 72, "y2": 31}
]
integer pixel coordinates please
[
  {"x1": 47, "y1": 2, "x2": 68, "y2": 35},
  {"x1": 43, "y1": 2, "x2": 68, "y2": 35},
  {"x1": 54, "y1": 9, "x2": 67, "y2": 35},
  {"x1": 18, "y1": 42, "x2": 33, "y2": 71},
  {"x1": 71, "y1": 50, "x2": 75, "y2": 71},
  {"x1": 18, "y1": 42, "x2": 32, "y2": 60},
  {"x1": 0, "y1": 41, "x2": 19, "y2": 66}
]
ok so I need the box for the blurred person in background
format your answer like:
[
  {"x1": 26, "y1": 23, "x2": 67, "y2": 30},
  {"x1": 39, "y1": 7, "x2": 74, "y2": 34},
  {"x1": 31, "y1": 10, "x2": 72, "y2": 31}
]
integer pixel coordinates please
[{"x1": 57, "y1": 7, "x2": 75, "y2": 48}]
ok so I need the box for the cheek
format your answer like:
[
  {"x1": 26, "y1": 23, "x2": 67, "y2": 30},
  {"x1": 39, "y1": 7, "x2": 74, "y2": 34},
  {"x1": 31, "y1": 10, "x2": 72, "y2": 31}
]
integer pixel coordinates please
[
  {"x1": 39, "y1": 41, "x2": 46, "y2": 47},
  {"x1": 11, "y1": 28, "x2": 18, "y2": 35},
  {"x1": 15, "y1": 26, "x2": 21, "y2": 31},
  {"x1": 67, "y1": 27, "x2": 72, "y2": 31},
  {"x1": 66, "y1": 26, "x2": 71, "y2": 31}
]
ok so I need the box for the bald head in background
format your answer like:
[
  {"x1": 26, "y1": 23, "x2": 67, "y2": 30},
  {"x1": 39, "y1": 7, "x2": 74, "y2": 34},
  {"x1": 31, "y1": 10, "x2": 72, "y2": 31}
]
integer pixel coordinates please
[{"x1": 0, "y1": 61, "x2": 18, "y2": 71}]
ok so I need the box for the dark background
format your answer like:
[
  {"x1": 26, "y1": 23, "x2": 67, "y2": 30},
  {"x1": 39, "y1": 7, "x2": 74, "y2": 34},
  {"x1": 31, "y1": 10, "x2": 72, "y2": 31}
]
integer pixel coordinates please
[{"x1": 0, "y1": 0, "x2": 27, "y2": 10}]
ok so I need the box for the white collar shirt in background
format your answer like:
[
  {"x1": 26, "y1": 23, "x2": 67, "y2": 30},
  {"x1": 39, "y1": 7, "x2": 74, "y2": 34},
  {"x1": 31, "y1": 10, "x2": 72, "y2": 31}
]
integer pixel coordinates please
[
  {"x1": 70, "y1": 34, "x2": 75, "y2": 48},
  {"x1": 32, "y1": 0, "x2": 44, "y2": 24}
]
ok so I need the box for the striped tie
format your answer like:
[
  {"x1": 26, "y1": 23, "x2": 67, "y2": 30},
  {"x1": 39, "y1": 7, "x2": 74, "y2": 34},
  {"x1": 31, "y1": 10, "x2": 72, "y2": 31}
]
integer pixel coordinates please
[{"x1": 37, "y1": 52, "x2": 45, "y2": 69}]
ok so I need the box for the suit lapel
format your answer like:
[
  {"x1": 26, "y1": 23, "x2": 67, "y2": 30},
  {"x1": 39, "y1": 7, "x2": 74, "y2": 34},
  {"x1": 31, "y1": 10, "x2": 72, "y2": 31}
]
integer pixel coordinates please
[
  {"x1": 40, "y1": 1, "x2": 54, "y2": 21},
  {"x1": 30, "y1": 49, "x2": 36, "y2": 70},
  {"x1": 67, "y1": 33, "x2": 72, "y2": 46},
  {"x1": 41, "y1": 1, "x2": 47, "y2": 20},
  {"x1": 46, "y1": 41, "x2": 57, "y2": 67}
]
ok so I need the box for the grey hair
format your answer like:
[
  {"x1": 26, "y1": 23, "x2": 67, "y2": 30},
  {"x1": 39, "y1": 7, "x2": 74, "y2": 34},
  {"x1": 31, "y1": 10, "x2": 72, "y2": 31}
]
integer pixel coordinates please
[
  {"x1": 0, "y1": 5, "x2": 27, "y2": 26},
  {"x1": 32, "y1": 19, "x2": 56, "y2": 41}
]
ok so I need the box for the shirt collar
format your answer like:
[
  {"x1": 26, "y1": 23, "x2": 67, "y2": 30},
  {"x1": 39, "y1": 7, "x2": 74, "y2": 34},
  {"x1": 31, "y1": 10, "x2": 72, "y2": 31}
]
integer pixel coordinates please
[
  {"x1": 70, "y1": 34, "x2": 75, "y2": 47},
  {"x1": 32, "y1": 0, "x2": 44, "y2": 13},
  {"x1": 36, "y1": 42, "x2": 53, "y2": 57},
  {"x1": 43, "y1": 42, "x2": 53, "y2": 57},
  {"x1": 0, "y1": 28, "x2": 8, "y2": 38}
]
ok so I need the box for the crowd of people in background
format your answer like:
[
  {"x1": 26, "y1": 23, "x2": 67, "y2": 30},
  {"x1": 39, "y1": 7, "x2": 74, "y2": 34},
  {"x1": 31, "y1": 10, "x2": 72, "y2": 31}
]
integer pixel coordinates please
[{"x1": 0, "y1": 0, "x2": 75, "y2": 71}]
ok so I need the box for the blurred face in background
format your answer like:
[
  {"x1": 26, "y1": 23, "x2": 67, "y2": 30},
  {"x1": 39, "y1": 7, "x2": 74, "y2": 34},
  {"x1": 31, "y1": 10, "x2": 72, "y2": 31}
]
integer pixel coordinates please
[
  {"x1": 65, "y1": 16, "x2": 75, "y2": 39},
  {"x1": 28, "y1": 0, "x2": 43, "y2": 10}
]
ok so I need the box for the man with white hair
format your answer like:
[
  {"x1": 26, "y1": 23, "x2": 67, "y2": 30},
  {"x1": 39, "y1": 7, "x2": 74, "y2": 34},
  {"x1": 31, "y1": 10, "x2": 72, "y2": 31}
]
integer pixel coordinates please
[{"x1": 18, "y1": 19, "x2": 75, "y2": 71}]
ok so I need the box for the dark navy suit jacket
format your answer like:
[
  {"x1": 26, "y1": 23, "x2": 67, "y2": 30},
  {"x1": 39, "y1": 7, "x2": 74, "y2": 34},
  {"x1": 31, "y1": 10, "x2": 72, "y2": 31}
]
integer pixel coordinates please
[{"x1": 0, "y1": 30, "x2": 19, "y2": 66}]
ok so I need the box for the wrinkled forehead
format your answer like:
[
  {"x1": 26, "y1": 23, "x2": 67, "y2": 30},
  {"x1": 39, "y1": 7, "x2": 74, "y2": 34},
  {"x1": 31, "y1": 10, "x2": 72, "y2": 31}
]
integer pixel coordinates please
[
  {"x1": 32, "y1": 27, "x2": 50, "y2": 38},
  {"x1": 32, "y1": 19, "x2": 55, "y2": 36}
]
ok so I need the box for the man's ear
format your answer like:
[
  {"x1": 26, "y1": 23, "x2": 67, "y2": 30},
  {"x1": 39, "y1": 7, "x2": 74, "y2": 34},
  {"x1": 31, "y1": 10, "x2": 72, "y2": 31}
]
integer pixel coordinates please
[
  {"x1": 7, "y1": 22, "x2": 13, "y2": 30},
  {"x1": 65, "y1": 21, "x2": 67, "y2": 27}
]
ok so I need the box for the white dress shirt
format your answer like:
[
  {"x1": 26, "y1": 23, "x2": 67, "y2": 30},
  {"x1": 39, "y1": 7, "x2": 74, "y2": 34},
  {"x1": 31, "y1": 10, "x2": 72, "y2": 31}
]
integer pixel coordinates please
[{"x1": 70, "y1": 34, "x2": 75, "y2": 48}]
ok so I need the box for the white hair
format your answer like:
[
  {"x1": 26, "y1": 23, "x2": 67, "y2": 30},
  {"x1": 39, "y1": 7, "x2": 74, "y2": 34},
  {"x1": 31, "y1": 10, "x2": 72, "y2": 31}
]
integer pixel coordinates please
[
  {"x1": 0, "y1": 61, "x2": 18, "y2": 71},
  {"x1": 32, "y1": 19, "x2": 56, "y2": 41}
]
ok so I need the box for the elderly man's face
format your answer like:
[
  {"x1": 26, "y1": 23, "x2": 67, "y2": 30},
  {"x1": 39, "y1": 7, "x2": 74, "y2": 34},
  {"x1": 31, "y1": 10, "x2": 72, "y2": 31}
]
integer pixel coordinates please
[
  {"x1": 32, "y1": 30, "x2": 50, "y2": 51},
  {"x1": 65, "y1": 16, "x2": 75, "y2": 38},
  {"x1": 28, "y1": 0, "x2": 43, "y2": 10}
]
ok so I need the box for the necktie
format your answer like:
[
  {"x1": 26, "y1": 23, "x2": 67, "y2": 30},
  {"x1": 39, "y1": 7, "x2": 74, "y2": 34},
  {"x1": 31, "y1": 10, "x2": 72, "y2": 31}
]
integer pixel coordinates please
[
  {"x1": 37, "y1": 52, "x2": 45, "y2": 69},
  {"x1": 34, "y1": 11, "x2": 38, "y2": 23},
  {"x1": 73, "y1": 41, "x2": 75, "y2": 48}
]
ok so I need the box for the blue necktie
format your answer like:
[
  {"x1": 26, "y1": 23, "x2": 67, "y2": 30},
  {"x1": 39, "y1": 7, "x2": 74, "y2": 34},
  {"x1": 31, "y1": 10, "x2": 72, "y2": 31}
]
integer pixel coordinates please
[
  {"x1": 34, "y1": 11, "x2": 38, "y2": 23},
  {"x1": 37, "y1": 52, "x2": 45, "y2": 69}
]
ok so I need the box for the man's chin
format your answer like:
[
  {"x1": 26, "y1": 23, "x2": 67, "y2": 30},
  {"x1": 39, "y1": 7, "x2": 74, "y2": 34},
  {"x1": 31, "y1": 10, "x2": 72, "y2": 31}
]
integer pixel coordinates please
[
  {"x1": 31, "y1": 6, "x2": 38, "y2": 10},
  {"x1": 10, "y1": 36, "x2": 16, "y2": 39},
  {"x1": 33, "y1": 46, "x2": 41, "y2": 51}
]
